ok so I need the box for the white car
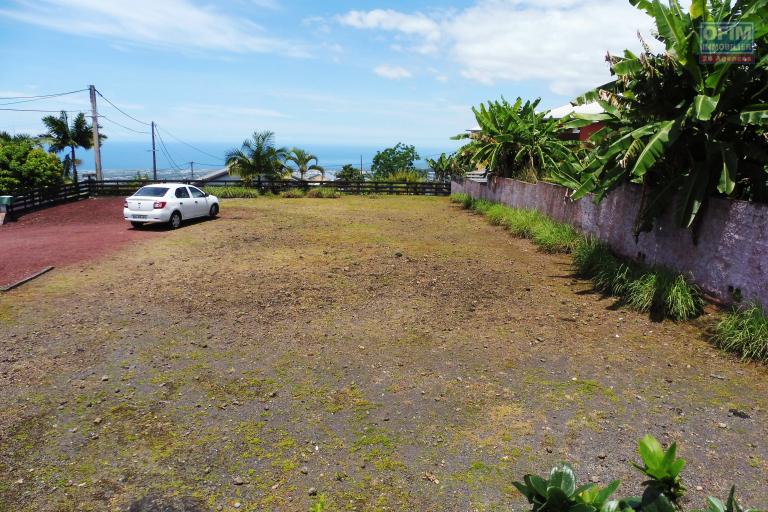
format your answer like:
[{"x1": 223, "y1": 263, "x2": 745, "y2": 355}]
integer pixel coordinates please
[{"x1": 123, "y1": 183, "x2": 220, "y2": 229}]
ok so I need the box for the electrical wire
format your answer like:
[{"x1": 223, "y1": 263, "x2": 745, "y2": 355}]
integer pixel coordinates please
[
  {"x1": 95, "y1": 89, "x2": 151, "y2": 126},
  {"x1": 98, "y1": 114, "x2": 150, "y2": 134},
  {"x1": 156, "y1": 125, "x2": 223, "y2": 161},
  {"x1": 155, "y1": 129, "x2": 183, "y2": 171},
  {"x1": 0, "y1": 108, "x2": 87, "y2": 113},
  {"x1": 0, "y1": 88, "x2": 88, "y2": 103}
]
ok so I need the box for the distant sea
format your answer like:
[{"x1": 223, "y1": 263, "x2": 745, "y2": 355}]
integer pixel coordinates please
[{"x1": 71, "y1": 141, "x2": 463, "y2": 180}]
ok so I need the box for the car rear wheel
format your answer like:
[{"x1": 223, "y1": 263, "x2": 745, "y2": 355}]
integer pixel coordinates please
[
  {"x1": 169, "y1": 211, "x2": 182, "y2": 229},
  {"x1": 130, "y1": 221, "x2": 144, "y2": 228},
  {"x1": 209, "y1": 204, "x2": 219, "y2": 217}
]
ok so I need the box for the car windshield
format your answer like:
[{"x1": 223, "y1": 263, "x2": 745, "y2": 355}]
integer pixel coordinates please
[{"x1": 134, "y1": 186, "x2": 169, "y2": 197}]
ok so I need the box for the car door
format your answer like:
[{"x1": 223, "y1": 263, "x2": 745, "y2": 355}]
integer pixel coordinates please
[
  {"x1": 174, "y1": 186, "x2": 196, "y2": 219},
  {"x1": 188, "y1": 186, "x2": 209, "y2": 217}
]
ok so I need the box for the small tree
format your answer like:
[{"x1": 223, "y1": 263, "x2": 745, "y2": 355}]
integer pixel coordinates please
[
  {"x1": 285, "y1": 148, "x2": 325, "y2": 180},
  {"x1": 371, "y1": 143, "x2": 419, "y2": 180},
  {"x1": 225, "y1": 130, "x2": 288, "y2": 184},
  {"x1": 40, "y1": 111, "x2": 105, "y2": 183},
  {"x1": 335, "y1": 164, "x2": 364, "y2": 182}
]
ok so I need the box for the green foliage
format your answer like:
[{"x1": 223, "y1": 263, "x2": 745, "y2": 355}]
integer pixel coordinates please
[
  {"x1": 513, "y1": 462, "x2": 619, "y2": 512},
  {"x1": 555, "y1": 0, "x2": 768, "y2": 232},
  {"x1": 633, "y1": 434, "x2": 686, "y2": 503},
  {"x1": 40, "y1": 111, "x2": 104, "y2": 181},
  {"x1": 371, "y1": 143, "x2": 419, "y2": 180},
  {"x1": 573, "y1": 238, "x2": 702, "y2": 321},
  {"x1": 426, "y1": 152, "x2": 466, "y2": 181},
  {"x1": 531, "y1": 218, "x2": 581, "y2": 254},
  {"x1": 335, "y1": 164, "x2": 364, "y2": 182},
  {"x1": 279, "y1": 188, "x2": 306, "y2": 198},
  {"x1": 286, "y1": 147, "x2": 325, "y2": 180},
  {"x1": 202, "y1": 186, "x2": 260, "y2": 198},
  {"x1": 309, "y1": 494, "x2": 328, "y2": 512},
  {"x1": 306, "y1": 187, "x2": 341, "y2": 198},
  {"x1": 515, "y1": 436, "x2": 757, "y2": 512},
  {"x1": 384, "y1": 169, "x2": 427, "y2": 183},
  {"x1": 226, "y1": 130, "x2": 289, "y2": 183},
  {"x1": 454, "y1": 97, "x2": 583, "y2": 182},
  {"x1": 712, "y1": 303, "x2": 768, "y2": 362},
  {"x1": 0, "y1": 137, "x2": 64, "y2": 194}
]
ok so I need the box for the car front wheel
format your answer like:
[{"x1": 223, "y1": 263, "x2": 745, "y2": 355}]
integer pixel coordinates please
[
  {"x1": 169, "y1": 211, "x2": 182, "y2": 229},
  {"x1": 209, "y1": 203, "x2": 219, "y2": 217}
]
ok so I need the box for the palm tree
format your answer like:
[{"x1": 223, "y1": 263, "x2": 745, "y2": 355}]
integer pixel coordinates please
[
  {"x1": 285, "y1": 147, "x2": 325, "y2": 181},
  {"x1": 226, "y1": 130, "x2": 289, "y2": 184},
  {"x1": 40, "y1": 111, "x2": 104, "y2": 183}
]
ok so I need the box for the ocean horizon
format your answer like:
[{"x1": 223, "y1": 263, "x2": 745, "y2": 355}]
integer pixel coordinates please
[{"x1": 70, "y1": 141, "x2": 463, "y2": 180}]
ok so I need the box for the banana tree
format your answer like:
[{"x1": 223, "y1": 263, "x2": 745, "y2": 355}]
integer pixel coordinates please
[
  {"x1": 455, "y1": 97, "x2": 582, "y2": 182},
  {"x1": 557, "y1": 0, "x2": 768, "y2": 233}
]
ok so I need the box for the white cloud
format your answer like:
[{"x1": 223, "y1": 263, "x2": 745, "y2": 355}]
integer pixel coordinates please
[
  {"x1": 373, "y1": 65, "x2": 413, "y2": 80},
  {"x1": 337, "y1": 0, "x2": 657, "y2": 95},
  {"x1": 0, "y1": 0, "x2": 308, "y2": 57}
]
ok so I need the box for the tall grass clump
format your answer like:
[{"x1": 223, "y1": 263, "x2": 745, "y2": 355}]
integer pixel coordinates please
[
  {"x1": 470, "y1": 199, "x2": 495, "y2": 214},
  {"x1": 712, "y1": 303, "x2": 768, "y2": 362},
  {"x1": 484, "y1": 204, "x2": 509, "y2": 226},
  {"x1": 280, "y1": 188, "x2": 307, "y2": 198},
  {"x1": 625, "y1": 269, "x2": 702, "y2": 320},
  {"x1": 306, "y1": 187, "x2": 341, "y2": 198},
  {"x1": 531, "y1": 218, "x2": 581, "y2": 254},
  {"x1": 203, "y1": 186, "x2": 260, "y2": 198}
]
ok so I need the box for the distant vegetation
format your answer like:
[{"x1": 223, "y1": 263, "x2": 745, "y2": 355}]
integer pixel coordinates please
[{"x1": 225, "y1": 130, "x2": 289, "y2": 183}]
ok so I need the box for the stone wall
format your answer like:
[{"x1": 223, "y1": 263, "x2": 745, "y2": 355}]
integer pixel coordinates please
[{"x1": 452, "y1": 177, "x2": 768, "y2": 309}]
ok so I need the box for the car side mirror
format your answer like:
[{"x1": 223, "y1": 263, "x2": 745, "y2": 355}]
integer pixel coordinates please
[{"x1": 204, "y1": 192, "x2": 210, "y2": 197}]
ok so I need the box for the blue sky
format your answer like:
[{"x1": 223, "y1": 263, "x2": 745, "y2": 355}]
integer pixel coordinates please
[{"x1": 0, "y1": 0, "x2": 655, "y2": 150}]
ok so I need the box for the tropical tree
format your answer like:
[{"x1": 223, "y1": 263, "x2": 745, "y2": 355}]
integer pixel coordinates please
[
  {"x1": 371, "y1": 143, "x2": 419, "y2": 180},
  {"x1": 555, "y1": 0, "x2": 768, "y2": 233},
  {"x1": 427, "y1": 152, "x2": 465, "y2": 182},
  {"x1": 225, "y1": 130, "x2": 289, "y2": 183},
  {"x1": 335, "y1": 164, "x2": 364, "y2": 182},
  {"x1": 454, "y1": 97, "x2": 582, "y2": 182},
  {"x1": 40, "y1": 111, "x2": 104, "y2": 182},
  {"x1": 0, "y1": 136, "x2": 64, "y2": 194},
  {"x1": 285, "y1": 147, "x2": 325, "y2": 180}
]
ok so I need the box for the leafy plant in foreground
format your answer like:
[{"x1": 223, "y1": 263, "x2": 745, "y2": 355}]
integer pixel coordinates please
[{"x1": 514, "y1": 435, "x2": 759, "y2": 512}]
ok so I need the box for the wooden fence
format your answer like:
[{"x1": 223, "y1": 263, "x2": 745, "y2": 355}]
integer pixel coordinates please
[
  {"x1": 2, "y1": 178, "x2": 450, "y2": 218},
  {"x1": 4, "y1": 182, "x2": 90, "y2": 217},
  {"x1": 90, "y1": 179, "x2": 451, "y2": 196}
]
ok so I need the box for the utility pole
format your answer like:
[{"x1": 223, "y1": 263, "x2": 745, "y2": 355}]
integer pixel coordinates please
[
  {"x1": 151, "y1": 122, "x2": 157, "y2": 181},
  {"x1": 89, "y1": 85, "x2": 103, "y2": 181},
  {"x1": 360, "y1": 155, "x2": 363, "y2": 173},
  {"x1": 189, "y1": 161, "x2": 194, "y2": 180}
]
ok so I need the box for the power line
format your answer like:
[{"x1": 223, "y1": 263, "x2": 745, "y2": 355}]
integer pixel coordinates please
[
  {"x1": 0, "y1": 88, "x2": 88, "y2": 102},
  {"x1": 94, "y1": 89, "x2": 151, "y2": 126},
  {"x1": 156, "y1": 125, "x2": 223, "y2": 161},
  {"x1": 98, "y1": 114, "x2": 150, "y2": 134},
  {"x1": 0, "y1": 108, "x2": 88, "y2": 113},
  {"x1": 155, "y1": 129, "x2": 183, "y2": 170}
]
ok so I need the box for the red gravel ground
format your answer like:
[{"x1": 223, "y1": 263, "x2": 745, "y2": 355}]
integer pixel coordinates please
[{"x1": 0, "y1": 197, "x2": 168, "y2": 288}]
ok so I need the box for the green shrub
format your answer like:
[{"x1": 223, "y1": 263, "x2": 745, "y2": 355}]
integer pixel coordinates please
[
  {"x1": 279, "y1": 188, "x2": 307, "y2": 198},
  {"x1": 203, "y1": 186, "x2": 260, "y2": 198},
  {"x1": 663, "y1": 275, "x2": 703, "y2": 321},
  {"x1": 449, "y1": 193, "x2": 473, "y2": 209},
  {"x1": 485, "y1": 204, "x2": 509, "y2": 226},
  {"x1": 500, "y1": 208, "x2": 544, "y2": 238},
  {"x1": 514, "y1": 435, "x2": 755, "y2": 512},
  {"x1": 306, "y1": 187, "x2": 340, "y2": 198},
  {"x1": 531, "y1": 218, "x2": 582, "y2": 254},
  {"x1": 713, "y1": 303, "x2": 768, "y2": 362},
  {"x1": 471, "y1": 199, "x2": 494, "y2": 214}
]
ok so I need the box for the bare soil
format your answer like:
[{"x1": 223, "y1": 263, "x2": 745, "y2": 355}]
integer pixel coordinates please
[
  {"x1": 0, "y1": 198, "x2": 169, "y2": 289},
  {"x1": 0, "y1": 196, "x2": 766, "y2": 512}
]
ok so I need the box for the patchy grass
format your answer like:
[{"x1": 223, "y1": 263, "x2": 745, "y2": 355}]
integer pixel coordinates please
[
  {"x1": 306, "y1": 187, "x2": 341, "y2": 198},
  {"x1": 203, "y1": 186, "x2": 261, "y2": 198},
  {"x1": 713, "y1": 303, "x2": 768, "y2": 362}
]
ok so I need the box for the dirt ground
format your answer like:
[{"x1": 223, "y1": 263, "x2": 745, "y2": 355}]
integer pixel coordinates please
[
  {"x1": 0, "y1": 196, "x2": 766, "y2": 512},
  {"x1": 0, "y1": 198, "x2": 168, "y2": 289}
]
